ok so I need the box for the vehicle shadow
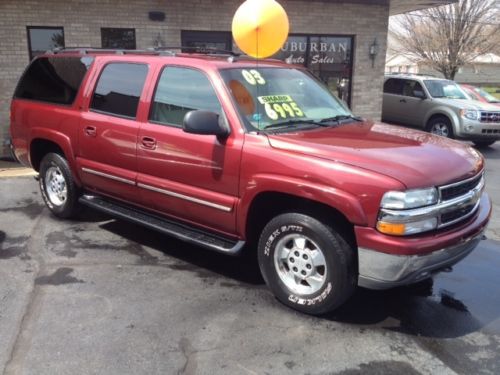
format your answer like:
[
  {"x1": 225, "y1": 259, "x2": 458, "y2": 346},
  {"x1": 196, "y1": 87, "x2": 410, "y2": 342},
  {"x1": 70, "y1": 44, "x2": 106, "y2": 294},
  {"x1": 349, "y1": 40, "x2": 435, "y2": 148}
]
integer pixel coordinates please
[
  {"x1": 98, "y1": 216, "x2": 500, "y2": 340},
  {"x1": 98, "y1": 218, "x2": 264, "y2": 286}
]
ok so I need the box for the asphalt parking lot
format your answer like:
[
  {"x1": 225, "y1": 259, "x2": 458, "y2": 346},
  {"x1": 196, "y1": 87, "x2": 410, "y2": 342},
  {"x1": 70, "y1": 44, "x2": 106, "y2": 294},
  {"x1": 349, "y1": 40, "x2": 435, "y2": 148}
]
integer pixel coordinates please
[{"x1": 1, "y1": 143, "x2": 500, "y2": 375}]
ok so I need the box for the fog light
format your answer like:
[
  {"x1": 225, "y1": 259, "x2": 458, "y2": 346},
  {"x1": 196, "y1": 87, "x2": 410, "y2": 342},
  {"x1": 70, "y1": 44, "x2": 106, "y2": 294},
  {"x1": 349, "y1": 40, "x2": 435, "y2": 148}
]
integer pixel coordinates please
[{"x1": 465, "y1": 125, "x2": 474, "y2": 132}]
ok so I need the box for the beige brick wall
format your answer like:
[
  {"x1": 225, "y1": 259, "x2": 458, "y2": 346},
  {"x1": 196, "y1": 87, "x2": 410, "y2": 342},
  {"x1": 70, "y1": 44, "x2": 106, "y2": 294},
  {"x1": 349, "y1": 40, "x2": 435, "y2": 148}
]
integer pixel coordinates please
[{"x1": 0, "y1": 0, "x2": 389, "y2": 157}]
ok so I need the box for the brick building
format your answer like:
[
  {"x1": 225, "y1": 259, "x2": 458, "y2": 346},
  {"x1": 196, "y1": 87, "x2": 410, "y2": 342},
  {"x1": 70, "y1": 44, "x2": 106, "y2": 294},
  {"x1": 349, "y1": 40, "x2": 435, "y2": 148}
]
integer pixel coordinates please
[{"x1": 0, "y1": 0, "x2": 453, "y2": 158}]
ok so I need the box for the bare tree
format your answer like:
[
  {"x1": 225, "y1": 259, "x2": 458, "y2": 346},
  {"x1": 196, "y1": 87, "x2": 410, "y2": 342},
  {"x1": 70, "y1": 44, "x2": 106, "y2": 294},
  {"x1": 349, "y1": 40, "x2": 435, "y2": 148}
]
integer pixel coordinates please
[{"x1": 391, "y1": 0, "x2": 500, "y2": 80}]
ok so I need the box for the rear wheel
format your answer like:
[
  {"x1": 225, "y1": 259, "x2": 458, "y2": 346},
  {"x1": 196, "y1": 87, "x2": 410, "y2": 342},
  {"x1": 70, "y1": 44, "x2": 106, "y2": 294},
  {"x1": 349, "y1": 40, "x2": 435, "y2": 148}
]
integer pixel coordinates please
[
  {"x1": 257, "y1": 213, "x2": 356, "y2": 315},
  {"x1": 473, "y1": 140, "x2": 496, "y2": 148},
  {"x1": 39, "y1": 153, "x2": 80, "y2": 218},
  {"x1": 427, "y1": 116, "x2": 454, "y2": 138}
]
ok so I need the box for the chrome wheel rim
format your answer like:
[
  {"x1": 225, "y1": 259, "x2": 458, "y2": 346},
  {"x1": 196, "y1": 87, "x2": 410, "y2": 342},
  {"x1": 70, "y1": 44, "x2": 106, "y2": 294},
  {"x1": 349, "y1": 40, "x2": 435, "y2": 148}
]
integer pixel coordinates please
[
  {"x1": 45, "y1": 166, "x2": 67, "y2": 206},
  {"x1": 430, "y1": 123, "x2": 450, "y2": 137},
  {"x1": 273, "y1": 234, "x2": 327, "y2": 295}
]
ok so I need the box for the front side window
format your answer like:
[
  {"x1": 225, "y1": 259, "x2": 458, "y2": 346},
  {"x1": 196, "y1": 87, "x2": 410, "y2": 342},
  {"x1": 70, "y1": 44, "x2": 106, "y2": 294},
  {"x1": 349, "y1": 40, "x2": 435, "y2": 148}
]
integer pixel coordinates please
[
  {"x1": 91, "y1": 63, "x2": 148, "y2": 118},
  {"x1": 150, "y1": 67, "x2": 222, "y2": 127},
  {"x1": 424, "y1": 80, "x2": 467, "y2": 99},
  {"x1": 101, "y1": 28, "x2": 136, "y2": 49},
  {"x1": 220, "y1": 67, "x2": 352, "y2": 131},
  {"x1": 402, "y1": 80, "x2": 425, "y2": 97},
  {"x1": 27, "y1": 26, "x2": 64, "y2": 60},
  {"x1": 14, "y1": 56, "x2": 93, "y2": 105}
]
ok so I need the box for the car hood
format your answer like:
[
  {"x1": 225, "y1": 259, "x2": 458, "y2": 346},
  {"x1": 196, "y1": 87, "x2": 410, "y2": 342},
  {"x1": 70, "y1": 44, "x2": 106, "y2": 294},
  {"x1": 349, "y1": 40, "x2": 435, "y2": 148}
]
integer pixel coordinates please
[
  {"x1": 433, "y1": 97, "x2": 500, "y2": 111},
  {"x1": 266, "y1": 121, "x2": 484, "y2": 189}
]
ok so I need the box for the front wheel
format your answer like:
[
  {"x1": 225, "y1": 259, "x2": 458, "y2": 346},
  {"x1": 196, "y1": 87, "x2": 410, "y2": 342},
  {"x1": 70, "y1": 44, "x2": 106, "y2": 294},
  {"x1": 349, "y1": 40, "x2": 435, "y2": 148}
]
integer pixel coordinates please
[
  {"x1": 427, "y1": 117, "x2": 454, "y2": 138},
  {"x1": 257, "y1": 213, "x2": 356, "y2": 315},
  {"x1": 39, "y1": 152, "x2": 80, "y2": 219}
]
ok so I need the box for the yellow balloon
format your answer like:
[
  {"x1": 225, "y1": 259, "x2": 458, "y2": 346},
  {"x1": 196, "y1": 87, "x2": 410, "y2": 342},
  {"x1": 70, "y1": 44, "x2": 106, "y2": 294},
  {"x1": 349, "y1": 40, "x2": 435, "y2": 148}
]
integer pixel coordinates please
[{"x1": 232, "y1": 0, "x2": 290, "y2": 58}]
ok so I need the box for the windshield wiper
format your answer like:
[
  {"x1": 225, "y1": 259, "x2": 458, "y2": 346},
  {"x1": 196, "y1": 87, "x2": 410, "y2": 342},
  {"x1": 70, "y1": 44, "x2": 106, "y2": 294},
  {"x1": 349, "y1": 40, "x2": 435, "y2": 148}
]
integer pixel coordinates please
[
  {"x1": 262, "y1": 119, "x2": 329, "y2": 130},
  {"x1": 319, "y1": 115, "x2": 363, "y2": 123}
]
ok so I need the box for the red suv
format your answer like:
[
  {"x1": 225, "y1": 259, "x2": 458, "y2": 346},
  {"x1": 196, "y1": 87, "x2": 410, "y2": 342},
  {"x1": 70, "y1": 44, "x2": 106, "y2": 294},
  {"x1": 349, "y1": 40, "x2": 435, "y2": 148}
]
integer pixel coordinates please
[{"x1": 10, "y1": 49, "x2": 491, "y2": 315}]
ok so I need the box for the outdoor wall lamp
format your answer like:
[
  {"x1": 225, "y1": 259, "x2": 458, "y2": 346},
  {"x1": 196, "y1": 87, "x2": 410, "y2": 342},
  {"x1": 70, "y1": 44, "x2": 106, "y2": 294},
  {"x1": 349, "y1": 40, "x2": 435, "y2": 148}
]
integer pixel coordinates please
[{"x1": 369, "y1": 38, "x2": 379, "y2": 68}]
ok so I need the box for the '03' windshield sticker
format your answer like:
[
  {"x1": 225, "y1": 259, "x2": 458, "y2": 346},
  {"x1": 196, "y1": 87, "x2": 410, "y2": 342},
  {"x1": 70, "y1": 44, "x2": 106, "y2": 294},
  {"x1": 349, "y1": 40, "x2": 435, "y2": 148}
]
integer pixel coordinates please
[
  {"x1": 242, "y1": 69, "x2": 266, "y2": 85},
  {"x1": 257, "y1": 95, "x2": 305, "y2": 120}
]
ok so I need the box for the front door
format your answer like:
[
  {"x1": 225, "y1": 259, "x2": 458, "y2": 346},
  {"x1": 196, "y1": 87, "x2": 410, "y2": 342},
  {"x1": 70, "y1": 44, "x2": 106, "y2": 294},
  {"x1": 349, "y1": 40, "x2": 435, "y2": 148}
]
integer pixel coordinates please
[
  {"x1": 77, "y1": 61, "x2": 148, "y2": 201},
  {"x1": 137, "y1": 66, "x2": 243, "y2": 235}
]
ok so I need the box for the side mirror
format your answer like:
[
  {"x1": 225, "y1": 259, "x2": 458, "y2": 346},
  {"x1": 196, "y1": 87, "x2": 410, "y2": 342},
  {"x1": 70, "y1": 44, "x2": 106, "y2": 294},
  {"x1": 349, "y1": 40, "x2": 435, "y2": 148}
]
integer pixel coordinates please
[
  {"x1": 413, "y1": 90, "x2": 426, "y2": 99},
  {"x1": 183, "y1": 110, "x2": 230, "y2": 138}
]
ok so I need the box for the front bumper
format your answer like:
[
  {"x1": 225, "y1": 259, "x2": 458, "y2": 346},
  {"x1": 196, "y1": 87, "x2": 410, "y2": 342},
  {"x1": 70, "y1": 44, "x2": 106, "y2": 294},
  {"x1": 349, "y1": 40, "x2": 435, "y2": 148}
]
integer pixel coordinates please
[
  {"x1": 356, "y1": 192, "x2": 491, "y2": 290},
  {"x1": 457, "y1": 118, "x2": 500, "y2": 140},
  {"x1": 358, "y1": 230, "x2": 484, "y2": 289}
]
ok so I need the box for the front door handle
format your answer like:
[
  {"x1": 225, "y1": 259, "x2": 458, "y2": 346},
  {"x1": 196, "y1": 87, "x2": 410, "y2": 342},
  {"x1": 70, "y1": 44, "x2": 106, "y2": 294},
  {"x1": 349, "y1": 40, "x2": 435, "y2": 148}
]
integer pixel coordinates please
[
  {"x1": 84, "y1": 126, "x2": 97, "y2": 137},
  {"x1": 400, "y1": 99, "x2": 407, "y2": 103},
  {"x1": 141, "y1": 136, "x2": 157, "y2": 150}
]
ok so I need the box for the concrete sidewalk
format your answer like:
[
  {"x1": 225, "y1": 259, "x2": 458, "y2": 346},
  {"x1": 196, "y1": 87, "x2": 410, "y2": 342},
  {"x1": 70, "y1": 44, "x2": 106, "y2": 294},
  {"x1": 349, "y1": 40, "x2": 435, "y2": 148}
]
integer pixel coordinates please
[{"x1": 0, "y1": 160, "x2": 37, "y2": 178}]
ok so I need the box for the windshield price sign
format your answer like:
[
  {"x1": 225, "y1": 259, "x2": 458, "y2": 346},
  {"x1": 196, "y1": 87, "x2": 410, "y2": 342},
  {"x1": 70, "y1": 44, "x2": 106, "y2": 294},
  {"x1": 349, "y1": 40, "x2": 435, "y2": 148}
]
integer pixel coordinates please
[{"x1": 258, "y1": 95, "x2": 304, "y2": 120}]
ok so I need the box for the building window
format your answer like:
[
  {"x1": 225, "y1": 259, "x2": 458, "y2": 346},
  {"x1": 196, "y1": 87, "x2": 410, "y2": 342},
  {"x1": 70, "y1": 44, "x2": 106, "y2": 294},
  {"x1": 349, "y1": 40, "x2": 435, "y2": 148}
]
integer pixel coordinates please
[
  {"x1": 101, "y1": 28, "x2": 136, "y2": 49},
  {"x1": 272, "y1": 35, "x2": 354, "y2": 106},
  {"x1": 181, "y1": 30, "x2": 232, "y2": 52},
  {"x1": 27, "y1": 26, "x2": 64, "y2": 60}
]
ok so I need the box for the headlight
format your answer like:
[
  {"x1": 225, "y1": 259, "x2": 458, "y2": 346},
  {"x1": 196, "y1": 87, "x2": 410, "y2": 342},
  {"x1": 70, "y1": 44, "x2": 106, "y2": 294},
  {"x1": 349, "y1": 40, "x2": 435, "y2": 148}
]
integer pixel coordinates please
[
  {"x1": 380, "y1": 187, "x2": 438, "y2": 209},
  {"x1": 460, "y1": 109, "x2": 479, "y2": 121},
  {"x1": 378, "y1": 187, "x2": 439, "y2": 236}
]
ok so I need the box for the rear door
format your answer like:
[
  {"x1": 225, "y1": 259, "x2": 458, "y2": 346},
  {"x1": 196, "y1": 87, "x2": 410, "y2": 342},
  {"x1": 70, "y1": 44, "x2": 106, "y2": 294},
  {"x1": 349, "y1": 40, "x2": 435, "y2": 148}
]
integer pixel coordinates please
[
  {"x1": 77, "y1": 61, "x2": 148, "y2": 201},
  {"x1": 136, "y1": 66, "x2": 243, "y2": 235},
  {"x1": 382, "y1": 78, "x2": 406, "y2": 123}
]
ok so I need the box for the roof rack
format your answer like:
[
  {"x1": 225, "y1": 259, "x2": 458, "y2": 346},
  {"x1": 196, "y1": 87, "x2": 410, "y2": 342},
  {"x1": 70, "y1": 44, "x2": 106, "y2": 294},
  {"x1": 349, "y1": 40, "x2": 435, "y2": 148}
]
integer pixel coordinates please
[
  {"x1": 48, "y1": 46, "x2": 246, "y2": 61},
  {"x1": 385, "y1": 72, "x2": 436, "y2": 77}
]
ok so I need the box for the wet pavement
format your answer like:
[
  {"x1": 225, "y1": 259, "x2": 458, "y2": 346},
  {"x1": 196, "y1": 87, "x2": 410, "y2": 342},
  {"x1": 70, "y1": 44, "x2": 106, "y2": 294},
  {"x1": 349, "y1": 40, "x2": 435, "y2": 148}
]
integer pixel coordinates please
[{"x1": 1, "y1": 143, "x2": 500, "y2": 374}]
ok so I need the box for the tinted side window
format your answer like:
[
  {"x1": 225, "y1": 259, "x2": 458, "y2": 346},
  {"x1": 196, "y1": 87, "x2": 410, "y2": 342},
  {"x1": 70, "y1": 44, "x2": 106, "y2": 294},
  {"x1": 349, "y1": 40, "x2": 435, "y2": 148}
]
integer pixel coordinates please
[
  {"x1": 383, "y1": 78, "x2": 404, "y2": 95},
  {"x1": 91, "y1": 63, "x2": 148, "y2": 118},
  {"x1": 150, "y1": 67, "x2": 222, "y2": 127},
  {"x1": 402, "y1": 80, "x2": 424, "y2": 97},
  {"x1": 14, "y1": 56, "x2": 93, "y2": 105}
]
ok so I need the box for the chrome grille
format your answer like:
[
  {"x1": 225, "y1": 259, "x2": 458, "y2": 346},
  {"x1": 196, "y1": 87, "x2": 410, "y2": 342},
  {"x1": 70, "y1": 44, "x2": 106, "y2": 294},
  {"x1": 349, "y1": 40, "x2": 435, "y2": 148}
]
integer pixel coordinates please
[
  {"x1": 437, "y1": 172, "x2": 484, "y2": 228},
  {"x1": 480, "y1": 111, "x2": 500, "y2": 123},
  {"x1": 440, "y1": 173, "x2": 483, "y2": 201}
]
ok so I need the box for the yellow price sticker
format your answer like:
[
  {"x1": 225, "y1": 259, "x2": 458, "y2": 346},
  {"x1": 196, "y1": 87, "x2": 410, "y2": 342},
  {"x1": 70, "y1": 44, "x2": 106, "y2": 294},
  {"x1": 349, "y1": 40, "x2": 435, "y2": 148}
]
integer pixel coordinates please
[{"x1": 258, "y1": 95, "x2": 304, "y2": 119}]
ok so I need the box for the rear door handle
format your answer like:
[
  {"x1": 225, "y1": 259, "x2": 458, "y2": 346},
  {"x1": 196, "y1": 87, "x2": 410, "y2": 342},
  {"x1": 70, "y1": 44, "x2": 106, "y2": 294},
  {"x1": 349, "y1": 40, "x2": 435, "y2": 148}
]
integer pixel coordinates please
[
  {"x1": 84, "y1": 126, "x2": 97, "y2": 137},
  {"x1": 400, "y1": 99, "x2": 407, "y2": 103},
  {"x1": 141, "y1": 136, "x2": 157, "y2": 150}
]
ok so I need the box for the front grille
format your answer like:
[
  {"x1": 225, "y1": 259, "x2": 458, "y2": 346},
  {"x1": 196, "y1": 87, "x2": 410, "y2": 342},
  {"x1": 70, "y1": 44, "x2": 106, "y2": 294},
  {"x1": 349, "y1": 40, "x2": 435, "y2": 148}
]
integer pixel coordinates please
[
  {"x1": 482, "y1": 129, "x2": 500, "y2": 134},
  {"x1": 437, "y1": 172, "x2": 484, "y2": 228},
  {"x1": 441, "y1": 203, "x2": 476, "y2": 224},
  {"x1": 480, "y1": 111, "x2": 500, "y2": 123},
  {"x1": 440, "y1": 173, "x2": 482, "y2": 201}
]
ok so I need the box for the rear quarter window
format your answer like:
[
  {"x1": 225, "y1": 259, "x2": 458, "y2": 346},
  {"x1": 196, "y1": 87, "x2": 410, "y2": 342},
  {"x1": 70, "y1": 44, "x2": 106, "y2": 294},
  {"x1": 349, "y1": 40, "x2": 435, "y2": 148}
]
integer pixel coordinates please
[{"x1": 14, "y1": 56, "x2": 94, "y2": 105}]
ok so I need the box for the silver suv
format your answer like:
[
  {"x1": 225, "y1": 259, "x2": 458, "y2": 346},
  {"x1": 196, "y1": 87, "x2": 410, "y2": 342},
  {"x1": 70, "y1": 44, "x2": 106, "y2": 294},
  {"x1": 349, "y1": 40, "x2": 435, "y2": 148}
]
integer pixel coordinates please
[{"x1": 382, "y1": 74, "x2": 500, "y2": 147}]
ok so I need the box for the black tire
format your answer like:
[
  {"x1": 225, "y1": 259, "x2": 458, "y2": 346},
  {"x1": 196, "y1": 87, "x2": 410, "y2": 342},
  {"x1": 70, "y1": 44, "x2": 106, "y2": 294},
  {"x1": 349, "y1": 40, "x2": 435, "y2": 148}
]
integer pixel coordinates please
[
  {"x1": 473, "y1": 140, "x2": 496, "y2": 148},
  {"x1": 257, "y1": 213, "x2": 356, "y2": 315},
  {"x1": 39, "y1": 152, "x2": 80, "y2": 219},
  {"x1": 426, "y1": 116, "x2": 454, "y2": 138}
]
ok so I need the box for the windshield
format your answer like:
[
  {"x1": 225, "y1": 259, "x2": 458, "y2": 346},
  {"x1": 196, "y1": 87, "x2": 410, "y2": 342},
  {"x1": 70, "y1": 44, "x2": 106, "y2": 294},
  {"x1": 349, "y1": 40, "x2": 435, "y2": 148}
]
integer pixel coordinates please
[
  {"x1": 219, "y1": 67, "x2": 353, "y2": 131},
  {"x1": 474, "y1": 87, "x2": 499, "y2": 103},
  {"x1": 424, "y1": 80, "x2": 468, "y2": 99}
]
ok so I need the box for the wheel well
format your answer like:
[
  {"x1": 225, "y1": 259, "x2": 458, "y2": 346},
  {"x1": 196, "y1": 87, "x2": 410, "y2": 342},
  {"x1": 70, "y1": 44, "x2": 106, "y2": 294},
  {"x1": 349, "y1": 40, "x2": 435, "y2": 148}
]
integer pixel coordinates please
[
  {"x1": 245, "y1": 192, "x2": 357, "y2": 250},
  {"x1": 30, "y1": 139, "x2": 65, "y2": 171},
  {"x1": 427, "y1": 114, "x2": 451, "y2": 127}
]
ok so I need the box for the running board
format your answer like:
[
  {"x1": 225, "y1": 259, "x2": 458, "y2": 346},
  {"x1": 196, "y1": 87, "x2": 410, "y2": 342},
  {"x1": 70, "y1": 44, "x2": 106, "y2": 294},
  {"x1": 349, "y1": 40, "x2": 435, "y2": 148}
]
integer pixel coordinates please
[{"x1": 78, "y1": 195, "x2": 245, "y2": 255}]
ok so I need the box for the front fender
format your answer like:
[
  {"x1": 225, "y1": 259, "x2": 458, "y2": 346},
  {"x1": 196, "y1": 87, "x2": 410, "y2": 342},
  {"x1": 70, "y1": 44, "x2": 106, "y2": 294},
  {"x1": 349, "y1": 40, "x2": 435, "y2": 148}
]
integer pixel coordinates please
[
  {"x1": 423, "y1": 107, "x2": 460, "y2": 133},
  {"x1": 237, "y1": 173, "x2": 368, "y2": 236}
]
